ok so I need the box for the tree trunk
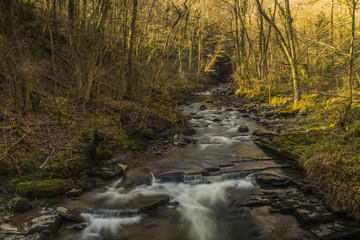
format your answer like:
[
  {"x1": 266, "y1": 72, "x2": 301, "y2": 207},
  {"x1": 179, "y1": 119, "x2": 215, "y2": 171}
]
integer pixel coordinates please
[
  {"x1": 126, "y1": 0, "x2": 138, "y2": 98},
  {"x1": 341, "y1": 0, "x2": 357, "y2": 127}
]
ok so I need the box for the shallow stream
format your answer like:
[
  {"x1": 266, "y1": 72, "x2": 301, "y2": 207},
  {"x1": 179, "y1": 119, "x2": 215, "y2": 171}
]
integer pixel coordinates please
[{"x1": 55, "y1": 85, "x2": 316, "y2": 240}]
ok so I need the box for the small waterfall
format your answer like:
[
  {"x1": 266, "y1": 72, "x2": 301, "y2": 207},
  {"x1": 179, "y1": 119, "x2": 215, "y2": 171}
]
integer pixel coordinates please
[
  {"x1": 182, "y1": 171, "x2": 251, "y2": 184},
  {"x1": 79, "y1": 178, "x2": 255, "y2": 240},
  {"x1": 183, "y1": 174, "x2": 203, "y2": 184},
  {"x1": 221, "y1": 171, "x2": 248, "y2": 180},
  {"x1": 80, "y1": 214, "x2": 142, "y2": 240},
  {"x1": 82, "y1": 208, "x2": 141, "y2": 217}
]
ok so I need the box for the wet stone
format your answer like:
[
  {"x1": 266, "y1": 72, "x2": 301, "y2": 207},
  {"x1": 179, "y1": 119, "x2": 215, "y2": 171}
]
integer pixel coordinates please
[
  {"x1": 295, "y1": 205, "x2": 335, "y2": 225},
  {"x1": 27, "y1": 214, "x2": 61, "y2": 235},
  {"x1": 0, "y1": 223, "x2": 22, "y2": 235},
  {"x1": 238, "y1": 124, "x2": 249, "y2": 133},
  {"x1": 183, "y1": 128, "x2": 196, "y2": 136},
  {"x1": 117, "y1": 163, "x2": 128, "y2": 173},
  {"x1": 117, "y1": 168, "x2": 153, "y2": 187},
  {"x1": 255, "y1": 174, "x2": 293, "y2": 187},
  {"x1": 66, "y1": 223, "x2": 87, "y2": 230},
  {"x1": 309, "y1": 221, "x2": 360, "y2": 240},
  {"x1": 68, "y1": 188, "x2": 82, "y2": 197},
  {"x1": 140, "y1": 196, "x2": 171, "y2": 213},
  {"x1": 99, "y1": 169, "x2": 117, "y2": 180},
  {"x1": 56, "y1": 207, "x2": 84, "y2": 223},
  {"x1": 156, "y1": 172, "x2": 184, "y2": 182},
  {"x1": 199, "y1": 105, "x2": 207, "y2": 111},
  {"x1": 75, "y1": 179, "x2": 96, "y2": 191}
]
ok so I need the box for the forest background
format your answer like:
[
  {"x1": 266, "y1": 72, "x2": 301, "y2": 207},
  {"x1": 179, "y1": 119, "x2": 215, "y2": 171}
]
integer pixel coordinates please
[{"x1": 1, "y1": 0, "x2": 360, "y2": 220}]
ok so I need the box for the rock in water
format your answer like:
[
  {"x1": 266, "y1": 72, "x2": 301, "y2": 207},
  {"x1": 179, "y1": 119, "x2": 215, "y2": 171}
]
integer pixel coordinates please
[
  {"x1": 199, "y1": 105, "x2": 207, "y2": 111},
  {"x1": 183, "y1": 128, "x2": 196, "y2": 136},
  {"x1": 238, "y1": 124, "x2": 249, "y2": 133},
  {"x1": 56, "y1": 207, "x2": 84, "y2": 223},
  {"x1": 117, "y1": 168, "x2": 153, "y2": 187},
  {"x1": 27, "y1": 215, "x2": 61, "y2": 234}
]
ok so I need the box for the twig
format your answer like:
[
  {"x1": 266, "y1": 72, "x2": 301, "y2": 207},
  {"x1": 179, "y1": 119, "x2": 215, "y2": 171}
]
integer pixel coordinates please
[{"x1": 39, "y1": 146, "x2": 55, "y2": 169}]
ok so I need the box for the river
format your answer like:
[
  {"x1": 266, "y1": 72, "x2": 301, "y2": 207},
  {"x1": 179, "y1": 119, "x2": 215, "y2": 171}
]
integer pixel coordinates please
[{"x1": 55, "y1": 84, "x2": 317, "y2": 240}]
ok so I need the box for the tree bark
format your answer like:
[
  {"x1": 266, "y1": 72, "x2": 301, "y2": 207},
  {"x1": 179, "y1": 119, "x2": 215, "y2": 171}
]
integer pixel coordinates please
[{"x1": 126, "y1": 0, "x2": 138, "y2": 98}]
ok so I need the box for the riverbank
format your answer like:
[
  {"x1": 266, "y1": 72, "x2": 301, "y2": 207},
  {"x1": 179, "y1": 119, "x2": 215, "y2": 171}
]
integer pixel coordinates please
[
  {"x1": 0, "y1": 82, "x2": 207, "y2": 225},
  {"x1": 230, "y1": 90, "x2": 360, "y2": 221}
]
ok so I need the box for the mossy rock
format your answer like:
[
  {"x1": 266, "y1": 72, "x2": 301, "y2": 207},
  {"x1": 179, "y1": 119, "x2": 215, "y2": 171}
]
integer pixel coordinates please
[
  {"x1": 96, "y1": 146, "x2": 113, "y2": 161},
  {"x1": 138, "y1": 128, "x2": 155, "y2": 139},
  {"x1": 8, "y1": 197, "x2": 32, "y2": 213},
  {"x1": 183, "y1": 128, "x2": 196, "y2": 136},
  {"x1": 17, "y1": 179, "x2": 66, "y2": 198},
  {"x1": 0, "y1": 162, "x2": 11, "y2": 175}
]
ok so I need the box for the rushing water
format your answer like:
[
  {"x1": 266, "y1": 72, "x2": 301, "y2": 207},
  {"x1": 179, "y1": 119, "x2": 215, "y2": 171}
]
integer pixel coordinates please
[
  {"x1": 55, "y1": 85, "x2": 315, "y2": 240},
  {"x1": 78, "y1": 177, "x2": 255, "y2": 240}
]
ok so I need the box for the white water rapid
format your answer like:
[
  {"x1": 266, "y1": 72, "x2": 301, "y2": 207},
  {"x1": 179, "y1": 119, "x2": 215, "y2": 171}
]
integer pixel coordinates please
[{"x1": 80, "y1": 176, "x2": 255, "y2": 240}]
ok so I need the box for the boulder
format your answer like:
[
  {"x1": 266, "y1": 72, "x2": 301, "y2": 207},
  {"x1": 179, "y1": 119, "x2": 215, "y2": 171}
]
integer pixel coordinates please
[
  {"x1": 74, "y1": 179, "x2": 96, "y2": 191},
  {"x1": 68, "y1": 188, "x2": 82, "y2": 197},
  {"x1": 117, "y1": 163, "x2": 128, "y2": 173},
  {"x1": 141, "y1": 196, "x2": 171, "y2": 213},
  {"x1": 117, "y1": 168, "x2": 153, "y2": 187},
  {"x1": 99, "y1": 169, "x2": 117, "y2": 180},
  {"x1": 255, "y1": 174, "x2": 292, "y2": 187},
  {"x1": 56, "y1": 207, "x2": 84, "y2": 223},
  {"x1": 7, "y1": 197, "x2": 32, "y2": 213},
  {"x1": 199, "y1": 105, "x2": 207, "y2": 111},
  {"x1": 183, "y1": 128, "x2": 196, "y2": 136},
  {"x1": 237, "y1": 124, "x2": 249, "y2": 133}
]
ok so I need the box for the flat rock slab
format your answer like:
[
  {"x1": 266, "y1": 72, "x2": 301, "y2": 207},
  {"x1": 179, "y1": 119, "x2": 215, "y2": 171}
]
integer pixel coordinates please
[
  {"x1": 295, "y1": 206, "x2": 335, "y2": 224},
  {"x1": 255, "y1": 173, "x2": 293, "y2": 187},
  {"x1": 256, "y1": 168, "x2": 303, "y2": 181},
  {"x1": 220, "y1": 160, "x2": 290, "y2": 174},
  {"x1": 27, "y1": 214, "x2": 61, "y2": 234},
  {"x1": 309, "y1": 221, "x2": 360, "y2": 240}
]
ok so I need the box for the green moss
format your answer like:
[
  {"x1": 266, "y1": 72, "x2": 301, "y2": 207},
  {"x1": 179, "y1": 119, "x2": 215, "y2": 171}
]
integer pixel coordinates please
[
  {"x1": 7, "y1": 197, "x2": 32, "y2": 213},
  {"x1": 96, "y1": 147, "x2": 113, "y2": 161},
  {"x1": 269, "y1": 95, "x2": 292, "y2": 106},
  {"x1": 0, "y1": 197, "x2": 4, "y2": 205},
  {"x1": 138, "y1": 128, "x2": 155, "y2": 139},
  {"x1": 0, "y1": 161, "x2": 11, "y2": 175},
  {"x1": 17, "y1": 179, "x2": 65, "y2": 198},
  {"x1": 110, "y1": 134, "x2": 141, "y2": 151}
]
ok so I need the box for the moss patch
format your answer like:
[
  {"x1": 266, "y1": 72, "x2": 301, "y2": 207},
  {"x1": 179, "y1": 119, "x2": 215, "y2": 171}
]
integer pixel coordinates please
[{"x1": 17, "y1": 179, "x2": 65, "y2": 198}]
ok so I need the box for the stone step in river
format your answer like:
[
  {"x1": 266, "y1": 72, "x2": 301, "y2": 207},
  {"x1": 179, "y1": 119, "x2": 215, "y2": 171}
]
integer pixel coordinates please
[{"x1": 52, "y1": 84, "x2": 360, "y2": 240}]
